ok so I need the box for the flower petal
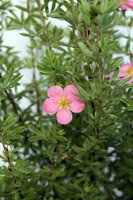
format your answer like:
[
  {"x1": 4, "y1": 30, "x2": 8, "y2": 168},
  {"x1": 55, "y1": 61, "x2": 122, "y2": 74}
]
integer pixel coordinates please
[
  {"x1": 63, "y1": 85, "x2": 79, "y2": 101},
  {"x1": 127, "y1": 1, "x2": 133, "y2": 7},
  {"x1": 118, "y1": 0, "x2": 133, "y2": 9},
  {"x1": 120, "y1": 4, "x2": 129, "y2": 10},
  {"x1": 64, "y1": 85, "x2": 79, "y2": 95},
  {"x1": 118, "y1": 63, "x2": 133, "y2": 77},
  {"x1": 43, "y1": 98, "x2": 59, "y2": 115},
  {"x1": 69, "y1": 99, "x2": 85, "y2": 113},
  {"x1": 47, "y1": 86, "x2": 63, "y2": 97},
  {"x1": 56, "y1": 109, "x2": 72, "y2": 125}
]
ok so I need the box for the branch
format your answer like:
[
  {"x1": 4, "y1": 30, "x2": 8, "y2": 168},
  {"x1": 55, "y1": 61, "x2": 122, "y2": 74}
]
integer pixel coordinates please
[
  {"x1": 96, "y1": 126, "x2": 100, "y2": 140},
  {"x1": 35, "y1": 0, "x2": 46, "y2": 25},
  {"x1": 84, "y1": 27, "x2": 90, "y2": 40},
  {"x1": 27, "y1": 1, "x2": 41, "y2": 116},
  {"x1": 5, "y1": 90, "x2": 23, "y2": 122},
  {"x1": 1, "y1": 142, "x2": 13, "y2": 176},
  {"x1": 91, "y1": 100, "x2": 100, "y2": 139},
  {"x1": 1, "y1": 141, "x2": 24, "y2": 198},
  {"x1": 31, "y1": 46, "x2": 41, "y2": 115},
  {"x1": 35, "y1": 0, "x2": 52, "y2": 50}
]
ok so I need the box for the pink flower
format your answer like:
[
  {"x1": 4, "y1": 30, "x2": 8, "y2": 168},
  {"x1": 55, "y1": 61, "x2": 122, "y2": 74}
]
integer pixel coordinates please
[
  {"x1": 118, "y1": 0, "x2": 133, "y2": 10},
  {"x1": 109, "y1": 63, "x2": 133, "y2": 83},
  {"x1": 43, "y1": 85, "x2": 85, "y2": 125},
  {"x1": 118, "y1": 63, "x2": 133, "y2": 83}
]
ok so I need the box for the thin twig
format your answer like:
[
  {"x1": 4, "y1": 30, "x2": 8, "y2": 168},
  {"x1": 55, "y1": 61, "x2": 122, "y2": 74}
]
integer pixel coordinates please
[
  {"x1": 35, "y1": 0, "x2": 48, "y2": 38},
  {"x1": 0, "y1": 137, "x2": 25, "y2": 198},
  {"x1": 96, "y1": 127, "x2": 100, "y2": 140},
  {"x1": 31, "y1": 47, "x2": 41, "y2": 115},
  {"x1": 91, "y1": 100, "x2": 100, "y2": 139},
  {"x1": 35, "y1": 0, "x2": 46, "y2": 25},
  {"x1": 0, "y1": 141, "x2": 24, "y2": 199},
  {"x1": 84, "y1": 27, "x2": 90, "y2": 40},
  {"x1": 5, "y1": 90, "x2": 23, "y2": 122},
  {"x1": 1, "y1": 142, "x2": 13, "y2": 176},
  {"x1": 27, "y1": 1, "x2": 41, "y2": 115},
  {"x1": 35, "y1": 0, "x2": 52, "y2": 50},
  {"x1": 1, "y1": 141, "x2": 24, "y2": 198}
]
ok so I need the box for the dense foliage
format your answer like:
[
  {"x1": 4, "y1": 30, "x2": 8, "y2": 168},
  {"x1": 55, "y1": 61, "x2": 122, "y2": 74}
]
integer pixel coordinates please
[{"x1": 0, "y1": 0, "x2": 133, "y2": 199}]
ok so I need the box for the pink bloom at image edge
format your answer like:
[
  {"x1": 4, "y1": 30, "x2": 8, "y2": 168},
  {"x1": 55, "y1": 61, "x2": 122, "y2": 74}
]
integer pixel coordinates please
[
  {"x1": 118, "y1": 0, "x2": 133, "y2": 10},
  {"x1": 43, "y1": 85, "x2": 85, "y2": 125},
  {"x1": 109, "y1": 63, "x2": 133, "y2": 83}
]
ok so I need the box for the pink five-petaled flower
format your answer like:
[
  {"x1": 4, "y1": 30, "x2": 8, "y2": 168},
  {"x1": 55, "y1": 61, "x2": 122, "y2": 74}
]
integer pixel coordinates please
[
  {"x1": 118, "y1": 0, "x2": 133, "y2": 10},
  {"x1": 43, "y1": 85, "x2": 85, "y2": 125},
  {"x1": 118, "y1": 63, "x2": 133, "y2": 83},
  {"x1": 109, "y1": 63, "x2": 133, "y2": 83}
]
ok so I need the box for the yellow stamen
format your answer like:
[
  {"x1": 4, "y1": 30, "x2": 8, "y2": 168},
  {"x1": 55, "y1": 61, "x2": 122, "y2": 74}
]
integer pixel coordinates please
[
  {"x1": 58, "y1": 97, "x2": 69, "y2": 108},
  {"x1": 125, "y1": 67, "x2": 133, "y2": 75}
]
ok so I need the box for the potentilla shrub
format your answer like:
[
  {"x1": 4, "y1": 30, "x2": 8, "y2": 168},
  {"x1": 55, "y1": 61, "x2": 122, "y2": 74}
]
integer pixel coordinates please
[{"x1": 0, "y1": 0, "x2": 133, "y2": 200}]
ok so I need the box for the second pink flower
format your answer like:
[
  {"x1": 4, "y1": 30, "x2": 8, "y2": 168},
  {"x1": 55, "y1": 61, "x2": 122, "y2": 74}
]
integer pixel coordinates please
[{"x1": 118, "y1": 0, "x2": 133, "y2": 10}]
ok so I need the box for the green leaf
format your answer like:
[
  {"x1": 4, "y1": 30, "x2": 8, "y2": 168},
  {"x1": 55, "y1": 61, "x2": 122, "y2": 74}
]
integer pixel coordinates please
[
  {"x1": 78, "y1": 42, "x2": 92, "y2": 58},
  {"x1": 2, "y1": 66, "x2": 15, "y2": 89},
  {"x1": 28, "y1": 124, "x2": 45, "y2": 141},
  {"x1": 7, "y1": 126, "x2": 24, "y2": 140},
  {"x1": 28, "y1": 135, "x2": 45, "y2": 142},
  {"x1": 28, "y1": 124, "x2": 43, "y2": 135},
  {"x1": 3, "y1": 114, "x2": 18, "y2": 133},
  {"x1": 13, "y1": 159, "x2": 29, "y2": 174},
  {"x1": 121, "y1": 98, "x2": 133, "y2": 111},
  {"x1": 15, "y1": 5, "x2": 28, "y2": 12}
]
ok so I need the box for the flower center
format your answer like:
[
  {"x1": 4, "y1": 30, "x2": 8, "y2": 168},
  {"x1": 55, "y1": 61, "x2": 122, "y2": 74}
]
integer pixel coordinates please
[
  {"x1": 125, "y1": 66, "x2": 133, "y2": 75},
  {"x1": 58, "y1": 97, "x2": 69, "y2": 108}
]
